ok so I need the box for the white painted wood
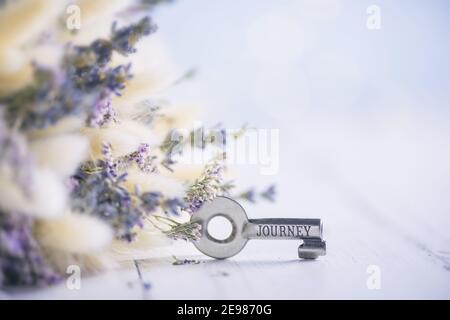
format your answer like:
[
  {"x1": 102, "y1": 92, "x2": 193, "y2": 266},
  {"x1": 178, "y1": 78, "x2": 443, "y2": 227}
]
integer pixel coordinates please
[{"x1": 7, "y1": 155, "x2": 450, "y2": 299}]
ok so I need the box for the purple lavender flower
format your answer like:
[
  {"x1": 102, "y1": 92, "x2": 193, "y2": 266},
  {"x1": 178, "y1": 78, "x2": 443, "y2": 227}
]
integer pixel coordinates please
[
  {"x1": 140, "y1": 191, "x2": 162, "y2": 213},
  {"x1": 1, "y1": 17, "x2": 155, "y2": 132},
  {"x1": 88, "y1": 97, "x2": 116, "y2": 127},
  {"x1": 120, "y1": 143, "x2": 157, "y2": 173},
  {"x1": 90, "y1": 39, "x2": 113, "y2": 67},
  {"x1": 67, "y1": 176, "x2": 80, "y2": 192},
  {"x1": 184, "y1": 154, "x2": 225, "y2": 213},
  {"x1": 71, "y1": 165, "x2": 144, "y2": 242},
  {"x1": 111, "y1": 17, "x2": 157, "y2": 55},
  {"x1": 135, "y1": 143, "x2": 149, "y2": 166},
  {"x1": 71, "y1": 143, "x2": 160, "y2": 242},
  {"x1": 237, "y1": 184, "x2": 276, "y2": 203},
  {"x1": 261, "y1": 184, "x2": 276, "y2": 202},
  {"x1": 106, "y1": 64, "x2": 133, "y2": 96},
  {"x1": 143, "y1": 282, "x2": 151, "y2": 290},
  {"x1": 101, "y1": 142, "x2": 117, "y2": 178},
  {"x1": 0, "y1": 211, "x2": 61, "y2": 288},
  {"x1": 239, "y1": 189, "x2": 256, "y2": 203},
  {"x1": 219, "y1": 128, "x2": 227, "y2": 146},
  {"x1": 137, "y1": 143, "x2": 149, "y2": 154},
  {"x1": 163, "y1": 198, "x2": 185, "y2": 216},
  {"x1": 172, "y1": 257, "x2": 201, "y2": 265}
]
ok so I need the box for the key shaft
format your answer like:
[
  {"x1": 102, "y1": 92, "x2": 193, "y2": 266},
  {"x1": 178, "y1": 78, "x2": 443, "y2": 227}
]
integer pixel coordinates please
[{"x1": 243, "y1": 218, "x2": 322, "y2": 240}]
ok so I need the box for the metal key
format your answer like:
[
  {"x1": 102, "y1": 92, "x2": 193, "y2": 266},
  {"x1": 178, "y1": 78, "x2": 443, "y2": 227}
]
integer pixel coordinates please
[{"x1": 190, "y1": 196, "x2": 326, "y2": 259}]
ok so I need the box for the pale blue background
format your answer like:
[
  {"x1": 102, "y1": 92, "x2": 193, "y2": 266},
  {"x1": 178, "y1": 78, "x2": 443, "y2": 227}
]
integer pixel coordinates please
[
  {"x1": 151, "y1": 0, "x2": 450, "y2": 298},
  {"x1": 154, "y1": 0, "x2": 450, "y2": 221}
]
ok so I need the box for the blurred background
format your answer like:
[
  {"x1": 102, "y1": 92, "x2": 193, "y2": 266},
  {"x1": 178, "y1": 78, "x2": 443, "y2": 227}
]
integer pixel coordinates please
[
  {"x1": 149, "y1": 0, "x2": 450, "y2": 298},
  {"x1": 152, "y1": 0, "x2": 450, "y2": 238}
]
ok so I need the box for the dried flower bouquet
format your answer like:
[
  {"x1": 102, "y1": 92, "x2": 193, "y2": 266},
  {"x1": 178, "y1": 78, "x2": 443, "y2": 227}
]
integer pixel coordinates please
[{"x1": 0, "y1": 0, "x2": 274, "y2": 289}]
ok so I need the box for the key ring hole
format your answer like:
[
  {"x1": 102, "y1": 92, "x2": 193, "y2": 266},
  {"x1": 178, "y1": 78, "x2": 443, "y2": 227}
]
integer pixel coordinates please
[{"x1": 206, "y1": 214, "x2": 236, "y2": 243}]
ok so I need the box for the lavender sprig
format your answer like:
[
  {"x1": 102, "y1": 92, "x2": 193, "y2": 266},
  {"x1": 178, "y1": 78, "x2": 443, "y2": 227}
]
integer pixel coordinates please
[
  {"x1": 128, "y1": 143, "x2": 158, "y2": 173},
  {"x1": 237, "y1": 184, "x2": 276, "y2": 203},
  {"x1": 71, "y1": 166, "x2": 143, "y2": 242},
  {"x1": 111, "y1": 17, "x2": 157, "y2": 55},
  {"x1": 72, "y1": 143, "x2": 144, "y2": 241},
  {"x1": 163, "y1": 198, "x2": 185, "y2": 216},
  {"x1": 98, "y1": 142, "x2": 158, "y2": 176},
  {"x1": 172, "y1": 256, "x2": 200, "y2": 265},
  {"x1": 72, "y1": 142, "x2": 180, "y2": 241},
  {"x1": 149, "y1": 216, "x2": 202, "y2": 242},
  {"x1": 102, "y1": 142, "x2": 118, "y2": 178},
  {"x1": 1, "y1": 17, "x2": 155, "y2": 131},
  {"x1": 130, "y1": 101, "x2": 162, "y2": 126},
  {"x1": 239, "y1": 189, "x2": 257, "y2": 203},
  {"x1": 160, "y1": 125, "x2": 227, "y2": 171},
  {"x1": 88, "y1": 97, "x2": 117, "y2": 127},
  {"x1": 0, "y1": 211, "x2": 60, "y2": 288},
  {"x1": 261, "y1": 184, "x2": 276, "y2": 202},
  {"x1": 116, "y1": 143, "x2": 158, "y2": 174},
  {"x1": 184, "y1": 153, "x2": 226, "y2": 214}
]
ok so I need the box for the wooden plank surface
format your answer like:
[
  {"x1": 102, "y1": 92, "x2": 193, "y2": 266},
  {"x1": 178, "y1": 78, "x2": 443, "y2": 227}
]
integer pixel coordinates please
[
  {"x1": 4, "y1": 0, "x2": 450, "y2": 300},
  {"x1": 8, "y1": 144, "x2": 450, "y2": 299}
]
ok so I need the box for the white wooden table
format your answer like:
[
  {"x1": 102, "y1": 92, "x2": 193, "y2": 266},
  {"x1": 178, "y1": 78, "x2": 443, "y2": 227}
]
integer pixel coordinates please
[{"x1": 8, "y1": 129, "x2": 450, "y2": 299}]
